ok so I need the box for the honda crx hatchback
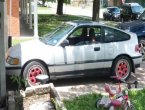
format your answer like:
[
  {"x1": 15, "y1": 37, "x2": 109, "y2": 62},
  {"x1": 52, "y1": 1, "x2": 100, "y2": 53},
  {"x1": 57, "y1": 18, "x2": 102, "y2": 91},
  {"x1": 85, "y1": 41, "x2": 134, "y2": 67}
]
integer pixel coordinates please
[{"x1": 6, "y1": 21, "x2": 142, "y2": 86}]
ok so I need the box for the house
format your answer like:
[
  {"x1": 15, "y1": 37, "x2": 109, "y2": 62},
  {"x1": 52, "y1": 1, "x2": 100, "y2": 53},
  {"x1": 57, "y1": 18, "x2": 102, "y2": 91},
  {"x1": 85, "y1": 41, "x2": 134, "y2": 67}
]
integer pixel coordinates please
[
  {"x1": 7, "y1": 0, "x2": 20, "y2": 37},
  {"x1": 7, "y1": 0, "x2": 37, "y2": 38}
]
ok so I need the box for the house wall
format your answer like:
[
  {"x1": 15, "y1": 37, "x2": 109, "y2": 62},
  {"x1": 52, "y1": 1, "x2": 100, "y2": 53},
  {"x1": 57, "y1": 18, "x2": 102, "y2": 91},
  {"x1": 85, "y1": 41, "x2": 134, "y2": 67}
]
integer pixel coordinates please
[{"x1": 7, "y1": 0, "x2": 20, "y2": 37}]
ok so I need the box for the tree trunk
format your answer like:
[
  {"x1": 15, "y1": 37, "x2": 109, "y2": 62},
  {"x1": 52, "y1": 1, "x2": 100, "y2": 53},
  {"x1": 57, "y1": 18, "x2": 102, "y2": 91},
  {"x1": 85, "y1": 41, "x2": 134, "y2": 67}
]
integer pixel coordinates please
[
  {"x1": 42, "y1": 0, "x2": 46, "y2": 6},
  {"x1": 56, "y1": 0, "x2": 64, "y2": 15},
  {"x1": 92, "y1": 0, "x2": 100, "y2": 22}
]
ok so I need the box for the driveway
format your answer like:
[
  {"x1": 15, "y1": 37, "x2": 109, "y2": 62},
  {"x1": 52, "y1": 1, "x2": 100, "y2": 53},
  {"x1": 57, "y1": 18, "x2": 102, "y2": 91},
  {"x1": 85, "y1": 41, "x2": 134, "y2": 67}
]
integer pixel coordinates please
[
  {"x1": 6, "y1": 61, "x2": 145, "y2": 99},
  {"x1": 53, "y1": 61, "x2": 145, "y2": 100}
]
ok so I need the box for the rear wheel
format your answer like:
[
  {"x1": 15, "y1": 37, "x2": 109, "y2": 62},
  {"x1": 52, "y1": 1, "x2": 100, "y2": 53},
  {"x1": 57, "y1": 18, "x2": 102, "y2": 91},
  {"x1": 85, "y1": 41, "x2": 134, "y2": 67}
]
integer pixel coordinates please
[
  {"x1": 112, "y1": 56, "x2": 132, "y2": 80},
  {"x1": 23, "y1": 61, "x2": 49, "y2": 87}
]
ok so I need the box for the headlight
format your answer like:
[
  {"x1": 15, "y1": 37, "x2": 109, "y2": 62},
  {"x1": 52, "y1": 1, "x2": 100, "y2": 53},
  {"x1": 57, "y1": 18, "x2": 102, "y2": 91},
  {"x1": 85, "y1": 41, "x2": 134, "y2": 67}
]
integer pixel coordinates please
[
  {"x1": 114, "y1": 14, "x2": 117, "y2": 17},
  {"x1": 6, "y1": 56, "x2": 19, "y2": 65}
]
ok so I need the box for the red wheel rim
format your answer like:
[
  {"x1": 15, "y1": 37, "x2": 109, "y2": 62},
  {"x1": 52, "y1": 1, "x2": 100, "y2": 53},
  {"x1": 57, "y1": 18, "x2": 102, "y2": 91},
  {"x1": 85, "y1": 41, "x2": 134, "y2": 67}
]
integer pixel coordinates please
[
  {"x1": 115, "y1": 59, "x2": 130, "y2": 79},
  {"x1": 28, "y1": 65, "x2": 44, "y2": 85}
]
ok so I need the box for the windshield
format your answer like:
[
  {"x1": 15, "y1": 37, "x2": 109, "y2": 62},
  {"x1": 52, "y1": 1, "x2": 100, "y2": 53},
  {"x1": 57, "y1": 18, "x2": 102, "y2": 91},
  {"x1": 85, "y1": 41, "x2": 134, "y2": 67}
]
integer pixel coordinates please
[
  {"x1": 109, "y1": 8, "x2": 120, "y2": 13},
  {"x1": 139, "y1": 10, "x2": 145, "y2": 21},
  {"x1": 131, "y1": 5, "x2": 144, "y2": 13},
  {"x1": 40, "y1": 23, "x2": 74, "y2": 46}
]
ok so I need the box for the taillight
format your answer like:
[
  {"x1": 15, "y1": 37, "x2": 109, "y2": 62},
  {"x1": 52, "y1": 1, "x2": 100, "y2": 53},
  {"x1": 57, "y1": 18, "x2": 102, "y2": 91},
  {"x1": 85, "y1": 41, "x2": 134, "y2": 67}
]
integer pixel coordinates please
[{"x1": 135, "y1": 44, "x2": 140, "y2": 53}]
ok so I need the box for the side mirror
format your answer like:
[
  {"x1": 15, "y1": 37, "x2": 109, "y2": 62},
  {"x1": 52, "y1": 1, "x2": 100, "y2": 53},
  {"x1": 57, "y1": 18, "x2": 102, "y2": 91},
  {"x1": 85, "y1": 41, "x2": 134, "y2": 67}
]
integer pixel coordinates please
[{"x1": 61, "y1": 39, "x2": 69, "y2": 47}]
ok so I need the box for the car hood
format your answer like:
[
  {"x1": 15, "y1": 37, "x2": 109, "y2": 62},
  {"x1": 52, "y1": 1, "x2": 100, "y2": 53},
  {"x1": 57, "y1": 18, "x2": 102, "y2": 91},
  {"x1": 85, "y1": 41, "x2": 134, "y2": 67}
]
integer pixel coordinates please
[
  {"x1": 113, "y1": 12, "x2": 120, "y2": 14},
  {"x1": 117, "y1": 20, "x2": 145, "y2": 30},
  {"x1": 7, "y1": 39, "x2": 54, "y2": 65}
]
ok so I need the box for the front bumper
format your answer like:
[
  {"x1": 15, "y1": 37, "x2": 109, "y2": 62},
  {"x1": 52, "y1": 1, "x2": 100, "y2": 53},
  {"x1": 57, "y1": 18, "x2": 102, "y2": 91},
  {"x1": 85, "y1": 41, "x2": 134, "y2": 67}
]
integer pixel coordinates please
[{"x1": 6, "y1": 65, "x2": 22, "y2": 76}]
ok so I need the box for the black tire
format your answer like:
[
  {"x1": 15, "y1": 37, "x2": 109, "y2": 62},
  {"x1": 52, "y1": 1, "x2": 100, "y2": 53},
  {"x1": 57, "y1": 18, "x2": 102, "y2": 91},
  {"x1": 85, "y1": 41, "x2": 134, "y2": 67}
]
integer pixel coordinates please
[
  {"x1": 23, "y1": 61, "x2": 49, "y2": 87},
  {"x1": 95, "y1": 99, "x2": 101, "y2": 108},
  {"x1": 125, "y1": 104, "x2": 136, "y2": 110},
  {"x1": 121, "y1": 17, "x2": 124, "y2": 22},
  {"x1": 103, "y1": 16, "x2": 106, "y2": 20},
  {"x1": 112, "y1": 56, "x2": 132, "y2": 80}
]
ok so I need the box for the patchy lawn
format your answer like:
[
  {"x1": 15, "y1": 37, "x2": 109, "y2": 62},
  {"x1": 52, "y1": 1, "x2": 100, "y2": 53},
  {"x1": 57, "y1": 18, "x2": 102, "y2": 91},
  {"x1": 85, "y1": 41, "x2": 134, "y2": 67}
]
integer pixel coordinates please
[{"x1": 63, "y1": 89, "x2": 145, "y2": 110}]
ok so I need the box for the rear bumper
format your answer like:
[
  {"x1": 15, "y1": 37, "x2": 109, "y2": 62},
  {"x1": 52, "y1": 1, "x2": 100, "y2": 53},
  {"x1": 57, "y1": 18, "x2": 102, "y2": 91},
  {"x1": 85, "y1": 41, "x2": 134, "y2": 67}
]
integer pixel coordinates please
[{"x1": 132, "y1": 56, "x2": 142, "y2": 70}]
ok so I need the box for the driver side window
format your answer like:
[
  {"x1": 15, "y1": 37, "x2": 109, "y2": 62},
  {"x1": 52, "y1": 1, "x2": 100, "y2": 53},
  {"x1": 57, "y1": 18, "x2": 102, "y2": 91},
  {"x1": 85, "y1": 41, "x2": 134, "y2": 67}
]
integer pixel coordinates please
[
  {"x1": 68, "y1": 27, "x2": 88, "y2": 45},
  {"x1": 68, "y1": 26, "x2": 102, "y2": 46}
]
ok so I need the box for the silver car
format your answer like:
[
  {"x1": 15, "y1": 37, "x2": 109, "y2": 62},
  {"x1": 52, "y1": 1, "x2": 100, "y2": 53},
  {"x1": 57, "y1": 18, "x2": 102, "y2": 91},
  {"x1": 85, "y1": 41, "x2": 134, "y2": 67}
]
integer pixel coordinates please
[{"x1": 6, "y1": 21, "x2": 142, "y2": 86}]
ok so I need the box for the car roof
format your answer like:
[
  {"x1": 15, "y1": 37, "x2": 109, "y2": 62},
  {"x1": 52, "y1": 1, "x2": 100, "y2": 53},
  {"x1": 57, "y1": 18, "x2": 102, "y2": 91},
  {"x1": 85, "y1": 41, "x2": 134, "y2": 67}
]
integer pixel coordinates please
[
  {"x1": 66, "y1": 20, "x2": 104, "y2": 26},
  {"x1": 122, "y1": 3, "x2": 141, "y2": 6}
]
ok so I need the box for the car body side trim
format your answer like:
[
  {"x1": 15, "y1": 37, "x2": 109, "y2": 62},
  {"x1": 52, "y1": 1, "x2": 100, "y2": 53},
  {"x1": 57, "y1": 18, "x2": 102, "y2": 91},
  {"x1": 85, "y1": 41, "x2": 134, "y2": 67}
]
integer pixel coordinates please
[
  {"x1": 50, "y1": 68, "x2": 111, "y2": 80},
  {"x1": 5, "y1": 56, "x2": 141, "y2": 69},
  {"x1": 48, "y1": 56, "x2": 142, "y2": 66}
]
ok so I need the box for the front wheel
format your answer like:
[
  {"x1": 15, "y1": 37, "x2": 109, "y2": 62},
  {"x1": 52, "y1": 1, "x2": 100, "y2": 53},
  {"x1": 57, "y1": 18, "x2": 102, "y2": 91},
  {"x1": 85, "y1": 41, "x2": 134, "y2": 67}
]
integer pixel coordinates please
[
  {"x1": 112, "y1": 56, "x2": 132, "y2": 80},
  {"x1": 22, "y1": 61, "x2": 49, "y2": 87},
  {"x1": 120, "y1": 17, "x2": 124, "y2": 22},
  {"x1": 125, "y1": 104, "x2": 136, "y2": 110},
  {"x1": 95, "y1": 99, "x2": 101, "y2": 108}
]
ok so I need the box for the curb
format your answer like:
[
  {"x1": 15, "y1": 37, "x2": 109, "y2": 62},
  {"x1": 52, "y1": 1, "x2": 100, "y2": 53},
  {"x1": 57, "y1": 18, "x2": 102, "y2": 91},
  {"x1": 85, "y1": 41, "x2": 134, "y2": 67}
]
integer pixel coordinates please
[
  {"x1": 50, "y1": 83, "x2": 67, "y2": 110},
  {"x1": 7, "y1": 83, "x2": 67, "y2": 110},
  {"x1": 8, "y1": 91, "x2": 15, "y2": 110}
]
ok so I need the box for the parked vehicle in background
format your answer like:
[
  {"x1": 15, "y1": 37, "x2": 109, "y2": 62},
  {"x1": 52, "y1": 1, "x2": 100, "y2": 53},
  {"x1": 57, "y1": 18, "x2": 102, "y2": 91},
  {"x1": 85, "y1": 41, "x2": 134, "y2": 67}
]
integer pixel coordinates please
[
  {"x1": 117, "y1": 10, "x2": 145, "y2": 57},
  {"x1": 120, "y1": 3, "x2": 144, "y2": 22},
  {"x1": 6, "y1": 21, "x2": 142, "y2": 87},
  {"x1": 103, "y1": 7, "x2": 120, "y2": 21}
]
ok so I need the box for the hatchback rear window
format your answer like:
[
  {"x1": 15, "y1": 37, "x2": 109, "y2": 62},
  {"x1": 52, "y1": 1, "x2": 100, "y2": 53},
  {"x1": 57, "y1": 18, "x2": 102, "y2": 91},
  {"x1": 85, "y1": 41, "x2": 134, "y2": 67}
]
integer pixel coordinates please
[{"x1": 103, "y1": 27, "x2": 130, "y2": 43}]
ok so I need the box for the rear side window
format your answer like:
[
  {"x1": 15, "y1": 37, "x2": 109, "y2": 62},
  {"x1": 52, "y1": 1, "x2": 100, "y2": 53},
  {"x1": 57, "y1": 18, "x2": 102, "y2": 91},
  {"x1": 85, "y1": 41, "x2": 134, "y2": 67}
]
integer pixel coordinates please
[{"x1": 103, "y1": 27, "x2": 130, "y2": 43}]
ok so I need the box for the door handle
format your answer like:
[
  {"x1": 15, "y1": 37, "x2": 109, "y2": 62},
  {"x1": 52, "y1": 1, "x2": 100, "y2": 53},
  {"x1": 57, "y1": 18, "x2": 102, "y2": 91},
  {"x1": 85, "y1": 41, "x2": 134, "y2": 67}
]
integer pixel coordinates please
[{"x1": 94, "y1": 47, "x2": 100, "y2": 51}]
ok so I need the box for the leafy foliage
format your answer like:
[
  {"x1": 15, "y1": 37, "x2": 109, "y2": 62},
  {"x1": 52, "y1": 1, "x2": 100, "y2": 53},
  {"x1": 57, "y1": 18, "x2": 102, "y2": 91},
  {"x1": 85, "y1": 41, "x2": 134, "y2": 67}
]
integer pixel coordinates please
[{"x1": 10, "y1": 75, "x2": 27, "y2": 90}]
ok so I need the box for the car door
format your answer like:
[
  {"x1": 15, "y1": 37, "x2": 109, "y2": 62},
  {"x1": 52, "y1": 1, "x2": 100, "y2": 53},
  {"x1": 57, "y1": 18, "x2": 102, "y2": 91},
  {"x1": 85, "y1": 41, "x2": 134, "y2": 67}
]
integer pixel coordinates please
[
  {"x1": 65, "y1": 26, "x2": 105, "y2": 75},
  {"x1": 102, "y1": 26, "x2": 116, "y2": 69}
]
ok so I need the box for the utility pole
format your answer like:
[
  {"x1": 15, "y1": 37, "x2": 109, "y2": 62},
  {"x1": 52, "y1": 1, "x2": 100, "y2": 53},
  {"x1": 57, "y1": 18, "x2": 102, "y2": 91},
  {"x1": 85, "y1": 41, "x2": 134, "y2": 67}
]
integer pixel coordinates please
[
  {"x1": 0, "y1": 0, "x2": 7, "y2": 108},
  {"x1": 34, "y1": 0, "x2": 38, "y2": 38}
]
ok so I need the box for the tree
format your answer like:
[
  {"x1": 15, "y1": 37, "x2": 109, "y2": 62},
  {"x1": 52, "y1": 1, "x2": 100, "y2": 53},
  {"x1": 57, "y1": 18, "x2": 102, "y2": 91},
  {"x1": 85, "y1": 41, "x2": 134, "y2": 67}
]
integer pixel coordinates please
[
  {"x1": 92, "y1": 0, "x2": 100, "y2": 22},
  {"x1": 42, "y1": 0, "x2": 46, "y2": 6},
  {"x1": 56, "y1": 0, "x2": 64, "y2": 15}
]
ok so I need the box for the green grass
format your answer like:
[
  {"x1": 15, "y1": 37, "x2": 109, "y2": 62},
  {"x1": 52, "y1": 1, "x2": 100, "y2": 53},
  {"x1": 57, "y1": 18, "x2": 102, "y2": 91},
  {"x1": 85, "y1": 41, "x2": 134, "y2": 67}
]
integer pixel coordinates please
[
  {"x1": 38, "y1": 14, "x2": 119, "y2": 36},
  {"x1": 12, "y1": 38, "x2": 34, "y2": 46},
  {"x1": 129, "y1": 89, "x2": 145, "y2": 110},
  {"x1": 63, "y1": 89, "x2": 145, "y2": 110},
  {"x1": 38, "y1": 7, "x2": 48, "y2": 10},
  {"x1": 63, "y1": 93, "x2": 102, "y2": 110},
  {"x1": 12, "y1": 14, "x2": 91, "y2": 45},
  {"x1": 38, "y1": 14, "x2": 91, "y2": 36}
]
